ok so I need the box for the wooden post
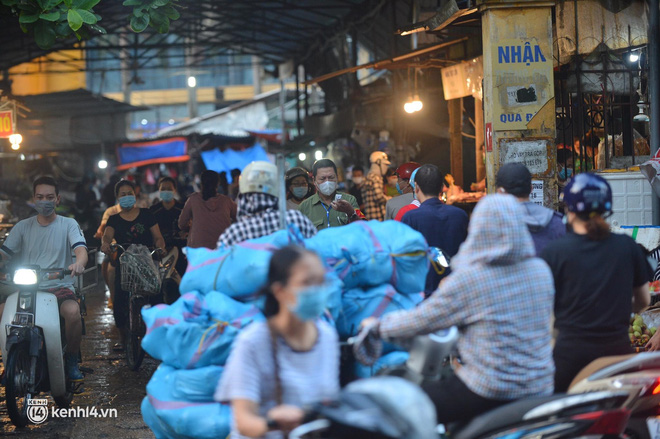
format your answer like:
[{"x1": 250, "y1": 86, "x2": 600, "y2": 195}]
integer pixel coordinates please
[
  {"x1": 475, "y1": 98, "x2": 486, "y2": 182},
  {"x1": 449, "y1": 97, "x2": 464, "y2": 187}
]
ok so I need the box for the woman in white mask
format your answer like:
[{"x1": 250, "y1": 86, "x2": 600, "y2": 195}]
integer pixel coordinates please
[{"x1": 284, "y1": 167, "x2": 313, "y2": 210}]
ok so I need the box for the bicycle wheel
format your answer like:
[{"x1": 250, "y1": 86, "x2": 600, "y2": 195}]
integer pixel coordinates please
[
  {"x1": 5, "y1": 343, "x2": 33, "y2": 427},
  {"x1": 126, "y1": 294, "x2": 146, "y2": 371}
]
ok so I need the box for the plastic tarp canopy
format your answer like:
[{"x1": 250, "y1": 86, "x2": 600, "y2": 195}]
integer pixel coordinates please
[
  {"x1": 117, "y1": 137, "x2": 190, "y2": 170},
  {"x1": 200, "y1": 143, "x2": 271, "y2": 177}
]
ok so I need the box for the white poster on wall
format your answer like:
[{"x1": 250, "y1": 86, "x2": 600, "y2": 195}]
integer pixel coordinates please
[{"x1": 530, "y1": 180, "x2": 544, "y2": 206}]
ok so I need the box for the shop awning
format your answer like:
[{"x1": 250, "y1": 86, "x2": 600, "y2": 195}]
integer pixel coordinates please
[{"x1": 116, "y1": 137, "x2": 190, "y2": 171}]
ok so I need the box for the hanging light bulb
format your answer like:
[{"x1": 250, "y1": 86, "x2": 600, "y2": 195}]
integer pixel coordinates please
[
  {"x1": 298, "y1": 152, "x2": 307, "y2": 161},
  {"x1": 9, "y1": 133, "x2": 22, "y2": 150},
  {"x1": 411, "y1": 95, "x2": 423, "y2": 112},
  {"x1": 98, "y1": 159, "x2": 108, "y2": 169},
  {"x1": 629, "y1": 52, "x2": 640, "y2": 63},
  {"x1": 314, "y1": 150, "x2": 323, "y2": 160},
  {"x1": 404, "y1": 97, "x2": 416, "y2": 113}
]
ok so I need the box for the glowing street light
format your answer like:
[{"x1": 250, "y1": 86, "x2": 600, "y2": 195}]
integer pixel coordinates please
[{"x1": 9, "y1": 133, "x2": 22, "y2": 150}]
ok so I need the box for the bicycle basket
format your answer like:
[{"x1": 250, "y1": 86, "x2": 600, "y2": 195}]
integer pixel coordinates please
[{"x1": 119, "y1": 244, "x2": 161, "y2": 295}]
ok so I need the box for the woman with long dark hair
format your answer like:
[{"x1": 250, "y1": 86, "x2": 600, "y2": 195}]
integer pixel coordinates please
[
  {"x1": 541, "y1": 173, "x2": 650, "y2": 392},
  {"x1": 215, "y1": 246, "x2": 339, "y2": 438},
  {"x1": 178, "y1": 170, "x2": 237, "y2": 248}
]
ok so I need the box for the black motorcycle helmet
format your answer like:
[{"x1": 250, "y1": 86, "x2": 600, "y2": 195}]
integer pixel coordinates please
[{"x1": 285, "y1": 166, "x2": 314, "y2": 199}]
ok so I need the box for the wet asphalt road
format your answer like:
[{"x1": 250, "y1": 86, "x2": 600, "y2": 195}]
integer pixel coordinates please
[{"x1": 0, "y1": 282, "x2": 158, "y2": 438}]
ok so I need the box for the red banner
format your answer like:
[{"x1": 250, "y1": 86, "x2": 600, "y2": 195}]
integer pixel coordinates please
[{"x1": 0, "y1": 111, "x2": 13, "y2": 138}]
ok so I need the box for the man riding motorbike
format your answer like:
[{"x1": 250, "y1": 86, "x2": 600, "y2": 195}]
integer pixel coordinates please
[
  {"x1": 0, "y1": 176, "x2": 88, "y2": 382},
  {"x1": 359, "y1": 194, "x2": 555, "y2": 424}
]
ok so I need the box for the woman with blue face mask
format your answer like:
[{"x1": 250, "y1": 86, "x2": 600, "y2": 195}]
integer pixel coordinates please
[
  {"x1": 100, "y1": 179, "x2": 166, "y2": 349},
  {"x1": 216, "y1": 246, "x2": 340, "y2": 439},
  {"x1": 285, "y1": 167, "x2": 313, "y2": 210},
  {"x1": 150, "y1": 176, "x2": 187, "y2": 304}
]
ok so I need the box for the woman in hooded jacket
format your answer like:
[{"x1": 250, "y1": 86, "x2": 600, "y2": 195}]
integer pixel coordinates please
[
  {"x1": 178, "y1": 170, "x2": 237, "y2": 249},
  {"x1": 359, "y1": 194, "x2": 555, "y2": 424}
]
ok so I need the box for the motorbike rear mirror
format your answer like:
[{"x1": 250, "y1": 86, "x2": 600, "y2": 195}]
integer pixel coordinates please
[{"x1": 434, "y1": 249, "x2": 450, "y2": 268}]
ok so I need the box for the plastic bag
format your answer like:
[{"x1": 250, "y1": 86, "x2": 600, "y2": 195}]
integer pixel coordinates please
[
  {"x1": 370, "y1": 220, "x2": 430, "y2": 295},
  {"x1": 142, "y1": 291, "x2": 264, "y2": 368},
  {"x1": 142, "y1": 365, "x2": 231, "y2": 439},
  {"x1": 181, "y1": 229, "x2": 291, "y2": 300},
  {"x1": 119, "y1": 244, "x2": 160, "y2": 294},
  {"x1": 305, "y1": 221, "x2": 393, "y2": 289},
  {"x1": 335, "y1": 284, "x2": 423, "y2": 341}
]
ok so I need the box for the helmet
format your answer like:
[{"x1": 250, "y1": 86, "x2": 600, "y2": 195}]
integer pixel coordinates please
[
  {"x1": 561, "y1": 173, "x2": 612, "y2": 215},
  {"x1": 285, "y1": 167, "x2": 310, "y2": 184},
  {"x1": 369, "y1": 151, "x2": 390, "y2": 166},
  {"x1": 239, "y1": 161, "x2": 279, "y2": 198},
  {"x1": 396, "y1": 162, "x2": 421, "y2": 180}
]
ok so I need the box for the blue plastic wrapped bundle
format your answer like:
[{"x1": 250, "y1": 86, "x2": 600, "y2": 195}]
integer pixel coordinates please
[
  {"x1": 141, "y1": 365, "x2": 231, "y2": 439},
  {"x1": 354, "y1": 351, "x2": 410, "y2": 379},
  {"x1": 142, "y1": 291, "x2": 264, "y2": 369},
  {"x1": 369, "y1": 220, "x2": 430, "y2": 295},
  {"x1": 305, "y1": 221, "x2": 393, "y2": 289},
  {"x1": 180, "y1": 229, "x2": 292, "y2": 300},
  {"x1": 335, "y1": 284, "x2": 423, "y2": 341}
]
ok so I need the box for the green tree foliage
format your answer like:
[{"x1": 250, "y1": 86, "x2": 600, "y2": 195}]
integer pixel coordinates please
[{"x1": 0, "y1": 0, "x2": 180, "y2": 49}]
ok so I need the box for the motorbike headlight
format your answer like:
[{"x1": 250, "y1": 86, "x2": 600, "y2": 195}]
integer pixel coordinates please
[{"x1": 13, "y1": 269, "x2": 38, "y2": 285}]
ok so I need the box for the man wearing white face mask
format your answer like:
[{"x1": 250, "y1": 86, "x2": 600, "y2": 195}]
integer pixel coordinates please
[
  {"x1": 362, "y1": 151, "x2": 392, "y2": 221},
  {"x1": 298, "y1": 159, "x2": 362, "y2": 231}
]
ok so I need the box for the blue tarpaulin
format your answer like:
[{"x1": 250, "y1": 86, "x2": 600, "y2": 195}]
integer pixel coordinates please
[
  {"x1": 200, "y1": 144, "x2": 271, "y2": 179},
  {"x1": 117, "y1": 137, "x2": 190, "y2": 170}
]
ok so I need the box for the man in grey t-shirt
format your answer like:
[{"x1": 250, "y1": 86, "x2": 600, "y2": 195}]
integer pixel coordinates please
[{"x1": 0, "y1": 176, "x2": 88, "y2": 382}]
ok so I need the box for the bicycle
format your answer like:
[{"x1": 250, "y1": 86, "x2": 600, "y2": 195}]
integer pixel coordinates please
[{"x1": 110, "y1": 243, "x2": 176, "y2": 371}]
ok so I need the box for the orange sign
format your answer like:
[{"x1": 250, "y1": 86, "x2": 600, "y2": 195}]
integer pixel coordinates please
[{"x1": 0, "y1": 111, "x2": 13, "y2": 138}]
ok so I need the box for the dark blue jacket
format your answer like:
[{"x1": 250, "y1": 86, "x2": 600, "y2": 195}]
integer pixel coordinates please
[{"x1": 402, "y1": 198, "x2": 469, "y2": 295}]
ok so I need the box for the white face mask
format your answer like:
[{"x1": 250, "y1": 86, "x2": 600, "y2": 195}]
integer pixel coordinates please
[
  {"x1": 352, "y1": 177, "x2": 364, "y2": 185},
  {"x1": 318, "y1": 181, "x2": 337, "y2": 196}
]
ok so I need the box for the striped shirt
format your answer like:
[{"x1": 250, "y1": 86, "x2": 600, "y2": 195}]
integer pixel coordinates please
[{"x1": 215, "y1": 320, "x2": 340, "y2": 439}]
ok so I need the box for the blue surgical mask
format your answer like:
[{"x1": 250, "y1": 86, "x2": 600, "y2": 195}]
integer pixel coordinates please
[
  {"x1": 395, "y1": 182, "x2": 403, "y2": 195},
  {"x1": 291, "y1": 187, "x2": 307, "y2": 199},
  {"x1": 118, "y1": 195, "x2": 136, "y2": 209},
  {"x1": 289, "y1": 284, "x2": 332, "y2": 321},
  {"x1": 160, "y1": 191, "x2": 174, "y2": 202}
]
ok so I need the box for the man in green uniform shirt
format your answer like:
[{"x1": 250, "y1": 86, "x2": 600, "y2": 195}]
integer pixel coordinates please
[{"x1": 298, "y1": 158, "x2": 361, "y2": 230}]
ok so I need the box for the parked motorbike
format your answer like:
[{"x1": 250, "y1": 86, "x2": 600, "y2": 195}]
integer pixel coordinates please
[
  {"x1": 0, "y1": 265, "x2": 85, "y2": 427},
  {"x1": 569, "y1": 352, "x2": 660, "y2": 439}
]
